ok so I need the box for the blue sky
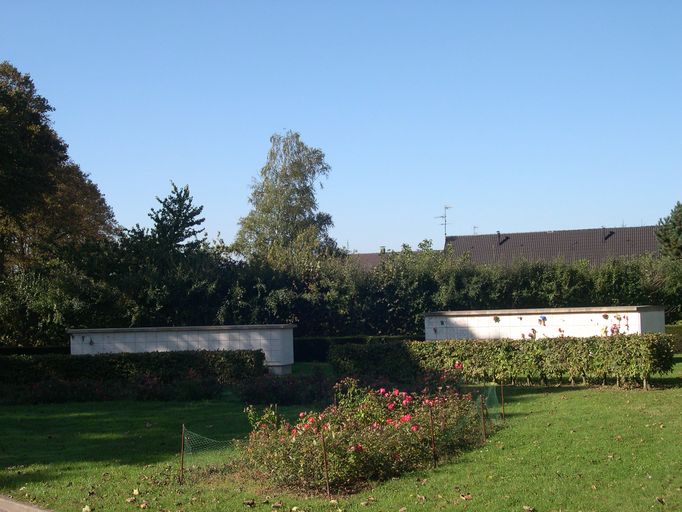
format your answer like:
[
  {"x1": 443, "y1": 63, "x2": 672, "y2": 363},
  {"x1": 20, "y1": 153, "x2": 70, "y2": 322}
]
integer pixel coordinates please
[{"x1": 3, "y1": 1, "x2": 681, "y2": 252}]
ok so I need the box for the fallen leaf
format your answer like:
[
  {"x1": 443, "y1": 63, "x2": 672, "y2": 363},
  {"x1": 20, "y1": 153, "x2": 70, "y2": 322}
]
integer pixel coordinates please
[
  {"x1": 399, "y1": 508, "x2": 407, "y2": 512},
  {"x1": 271, "y1": 502, "x2": 283, "y2": 509},
  {"x1": 329, "y1": 500, "x2": 338, "y2": 506},
  {"x1": 126, "y1": 497, "x2": 136, "y2": 503},
  {"x1": 82, "y1": 507, "x2": 91, "y2": 512},
  {"x1": 133, "y1": 489, "x2": 140, "y2": 496},
  {"x1": 523, "y1": 507, "x2": 535, "y2": 512},
  {"x1": 460, "y1": 494, "x2": 472, "y2": 501},
  {"x1": 243, "y1": 499, "x2": 256, "y2": 508},
  {"x1": 657, "y1": 497, "x2": 666, "y2": 504},
  {"x1": 139, "y1": 502, "x2": 148, "y2": 510}
]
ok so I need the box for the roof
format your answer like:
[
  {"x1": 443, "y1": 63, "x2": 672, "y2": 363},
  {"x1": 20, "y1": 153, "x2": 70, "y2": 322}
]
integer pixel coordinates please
[
  {"x1": 444, "y1": 226, "x2": 659, "y2": 266},
  {"x1": 352, "y1": 252, "x2": 386, "y2": 270}
]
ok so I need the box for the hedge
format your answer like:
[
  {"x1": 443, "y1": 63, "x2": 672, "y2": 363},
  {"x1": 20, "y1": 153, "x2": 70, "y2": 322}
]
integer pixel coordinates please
[
  {"x1": 329, "y1": 334, "x2": 675, "y2": 389},
  {"x1": 665, "y1": 324, "x2": 682, "y2": 353},
  {"x1": 294, "y1": 335, "x2": 415, "y2": 362},
  {"x1": 0, "y1": 349, "x2": 266, "y2": 386}
]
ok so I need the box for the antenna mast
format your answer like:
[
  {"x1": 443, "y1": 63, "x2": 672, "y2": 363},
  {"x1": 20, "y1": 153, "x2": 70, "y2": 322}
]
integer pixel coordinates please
[{"x1": 435, "y1": 205, "x2": 452, "y2": 237}]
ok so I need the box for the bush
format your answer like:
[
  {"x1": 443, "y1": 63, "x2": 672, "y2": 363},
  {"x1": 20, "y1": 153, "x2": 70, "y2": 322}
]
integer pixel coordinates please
[
  {"x1": 234, "y1": 371, "x2": 333, "y2": 406},
  {"x1": 0, "y1": 349, "x2": 265, "y2": 385},
  {"x1": 0, "y1": 350, "x2": 264, "y2": 404},
  {"x1": 240, "y1": 378, "x2": 481, "y2": 493},
  {"x1": 294, "y1": 335, "x2": 414, "y2": 362},
  {"x1": 665, "y1": 324, "x2": 682, "y2": 353},
  {"x1": 329, "y1": 334, "x2": 675, "y2": 388}
]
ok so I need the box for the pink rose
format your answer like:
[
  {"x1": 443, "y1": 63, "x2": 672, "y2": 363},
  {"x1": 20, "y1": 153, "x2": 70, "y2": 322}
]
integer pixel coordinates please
[
  {"x1": 411, "y1": 425, "x2": 420, "y2": 432},
  {"x1": 388, "y1": 403, "x2": 395, "y2": 410}
]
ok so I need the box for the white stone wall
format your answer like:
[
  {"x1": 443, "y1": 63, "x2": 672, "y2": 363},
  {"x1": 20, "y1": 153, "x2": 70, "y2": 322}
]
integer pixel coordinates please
[
  {"x1": 68, "y1": 325, "x2": 294, "y2": 374},
  {"x1": 425, "y1": 306, "x2": 664, "y2": 341}
]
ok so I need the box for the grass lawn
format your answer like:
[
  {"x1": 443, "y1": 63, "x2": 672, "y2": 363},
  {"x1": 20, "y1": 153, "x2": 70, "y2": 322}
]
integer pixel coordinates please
[{"x1": 1, "y1": 357, "x2": 680, "y2": 512}]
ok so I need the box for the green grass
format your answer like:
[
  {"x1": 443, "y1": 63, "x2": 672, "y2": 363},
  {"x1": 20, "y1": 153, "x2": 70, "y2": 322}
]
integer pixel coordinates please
[{"x1": 1, "y1": 359, "x2": 681, "y2": 512}]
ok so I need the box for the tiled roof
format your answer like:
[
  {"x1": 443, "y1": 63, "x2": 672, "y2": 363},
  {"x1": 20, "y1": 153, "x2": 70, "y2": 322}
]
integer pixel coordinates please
[
  {"x1": 444, "y1": 226, "x2": 659, "y2": 266},
  {"x1": 352, "y1": 252, "x2": 386, "y2": 270}
]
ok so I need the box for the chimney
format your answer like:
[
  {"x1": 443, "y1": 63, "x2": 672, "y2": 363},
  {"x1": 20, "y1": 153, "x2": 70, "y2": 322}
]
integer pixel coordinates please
[{"x1": 380, "y1": 246, "x2": 386, "y2": 254}]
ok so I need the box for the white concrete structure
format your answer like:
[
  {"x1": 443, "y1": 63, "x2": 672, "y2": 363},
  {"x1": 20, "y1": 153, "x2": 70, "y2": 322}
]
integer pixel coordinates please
[
  {"x1": 67, "y1": 325, "x2": 295, "y2": 374},
  {"x1": 425, "y1": 306, "x2": 665, "y2": 341}
]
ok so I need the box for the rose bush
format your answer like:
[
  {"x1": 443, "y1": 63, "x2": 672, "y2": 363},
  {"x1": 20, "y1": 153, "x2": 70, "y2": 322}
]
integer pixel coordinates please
[{"x1": 240, "y1": 377, "x2": 481, "y2": 493}]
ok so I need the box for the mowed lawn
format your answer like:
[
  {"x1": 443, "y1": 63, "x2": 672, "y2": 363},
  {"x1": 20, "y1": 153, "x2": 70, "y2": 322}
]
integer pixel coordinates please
[{"x1": 0, "y1": 358, "x2": 680, "y2": 512}]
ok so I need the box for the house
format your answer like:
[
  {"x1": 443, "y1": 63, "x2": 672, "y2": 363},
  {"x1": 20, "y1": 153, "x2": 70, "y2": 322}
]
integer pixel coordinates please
[
  {"x1": 444, "y1": 226, "x2": 658, "y2": 266},
  {"x1": 352, "y1": 226, "x2": 659, "y2": 269}
]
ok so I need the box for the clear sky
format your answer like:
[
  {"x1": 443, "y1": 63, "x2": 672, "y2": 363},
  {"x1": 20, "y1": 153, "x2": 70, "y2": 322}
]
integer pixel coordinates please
[{"x1": 3, "y1": 1, "x2": 681, "y2": 253}]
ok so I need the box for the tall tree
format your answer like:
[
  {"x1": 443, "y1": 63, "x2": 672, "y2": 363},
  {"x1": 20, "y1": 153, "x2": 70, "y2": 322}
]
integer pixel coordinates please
[
  {"x1": 0, "y1": 62, "x2": 116, "y2": 271},
  {"x1": 657, "y1": 201, "x2": 682, "y2": 259},
  {"x1": 0, "y1": 61, "x2": 67, "y2": 218},
  {"x1": 149, "y1": 182, "x2": 205, "y2": 250},
  {"x1": 234, "y1": 131, "x2": 337, "y2": 262}
]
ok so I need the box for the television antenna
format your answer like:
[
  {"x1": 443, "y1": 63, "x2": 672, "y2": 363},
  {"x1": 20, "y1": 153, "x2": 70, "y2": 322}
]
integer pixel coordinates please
[{"x1": 435, "y1": 205, "x2": 452, "y2": 237}]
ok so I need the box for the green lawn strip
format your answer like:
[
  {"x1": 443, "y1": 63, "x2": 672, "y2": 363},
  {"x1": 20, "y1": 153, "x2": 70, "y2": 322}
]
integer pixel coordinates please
[{"x1": 0, "y1": 358, "x2": 680, "y2": 512}]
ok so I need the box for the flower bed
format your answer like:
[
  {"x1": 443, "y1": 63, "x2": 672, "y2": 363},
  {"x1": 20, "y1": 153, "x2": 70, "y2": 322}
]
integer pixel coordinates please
[{"x1": 240, "y1": 377, "x2": 482, "y2": 493}]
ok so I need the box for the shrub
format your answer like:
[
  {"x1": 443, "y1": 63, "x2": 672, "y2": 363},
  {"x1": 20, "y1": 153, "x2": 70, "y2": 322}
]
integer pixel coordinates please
[
  {"x1": 234, "y1": 371, "x2": 333, "y2": 406},
  {"x1": 0, "y1": 350, "x2": 263, "y2": 404},
  {"x1": 328, "y1": 334, "x2": 675, "y2": 388},
  {"x1": 0, "y1": 349, "x2": 265, "y2": 385},
  {"x1": 240, "y1": 378, "x2": 481, "y2": 493},
  {"x1": 294, "y1": 335, "x2": 414, "y2": 362}
]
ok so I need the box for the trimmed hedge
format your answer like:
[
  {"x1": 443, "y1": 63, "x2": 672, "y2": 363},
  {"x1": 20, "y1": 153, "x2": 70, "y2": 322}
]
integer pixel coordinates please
[
  {"x1": 294, "y1": 335, "x2": 415, "y2": 362},
  {"x1": 0, "y1": 349, "x2": 266, "y2": 386},
  {"x1": 329, "y1": 334, "x2": 675, "y2": 388},
  {"x1": 665, "y1": 324, "x2": 682, "y2": 353}
]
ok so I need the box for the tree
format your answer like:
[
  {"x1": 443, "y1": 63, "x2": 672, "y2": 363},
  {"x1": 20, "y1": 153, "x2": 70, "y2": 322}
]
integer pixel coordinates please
[
  {"x1": 0, "y1": 62, "x2": 116, "y2": 272},
  {"x1": 0, "y1": 61, "x2": 68, "y2": 218},
  {"x1": 656, "y1": 201, "x2": 682, "y2": 259},
  {"x1": 149, "y1": 182, "x2": 205, "y2": 250},
  {"x1": 234, "y1": 131, "x2": 337, "y2": 262}
]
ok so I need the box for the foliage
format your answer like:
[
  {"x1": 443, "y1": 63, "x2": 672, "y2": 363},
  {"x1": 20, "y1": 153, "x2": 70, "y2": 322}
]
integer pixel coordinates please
[
  {"x1": 656, "y1": 201, "x2": 682, "y2": 259},
  {"x1": 0, "y1": 372, "x2": 223, "y2": 405},
  {"x1": 0, "y1": 349, "x2": 265, "y2": 386},
  {"x1": 233, "y1": 131, "x2": 337, "y2": 263},
  {"x1": 0, "y1": 61, "x2": 67, "y2": 219},
  {"x1": 294, "y1": 335, "x2": 414, "y2": 362},
  {"x1": 0, "y1": 63, "x2": 115, "y2": 273},
  {"x1": 329, "y1": 334, "x2": 675, "y2": 388},
  {"x1": 241, "y1": 378, "x2": 481, "y2": 493},
  {"x1": 234, "y1": 371, "x2": 333, "y2": 405}
]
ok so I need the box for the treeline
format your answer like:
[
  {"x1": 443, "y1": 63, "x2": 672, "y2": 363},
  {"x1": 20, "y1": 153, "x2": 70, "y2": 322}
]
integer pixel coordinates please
[
  {"x1": 2, "y1": 236, "x2": 682, "y2": 346},
  {"x1": 2, "y1": 61, "x2": 681, "y2": 347}
]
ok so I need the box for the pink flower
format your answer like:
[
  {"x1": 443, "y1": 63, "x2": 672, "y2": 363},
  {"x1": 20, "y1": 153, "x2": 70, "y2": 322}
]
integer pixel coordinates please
[
  {"x1": 384, "y1": 392, "x2": 391, "y2": 398},
  {"x1": 349, "y1": 443, "x2": 363, "y2": 452},
  {"x1": 378, "y1": 388, "x2": 386, "y2": 394},
  {"x1": 371, "y1": 422, "x2": 380, "y2": 430},
  {"x1": 400, "y1": 414, "x2": 412, "y2": 422},
  {"x1": 307, "y1": 417, "x2": 315, "y2": 424},
  {"x1": 388, "y1": 403, "x2": 395, "y2": 410},
  {"x1": 392, "y1": 389, "x2": 400, "y2": 396},
  {"x1": 386, "y1": 418, "x2": 394, "y2": 425},
  {"x1": 411, "y1": 424, "x2": 420, "y2": 432},
  {"x1": 402, "y1": 399, "x2": 409, "y2": 407},
  {"x1": 291, "y1": 428, "x2": 297, "y2": 435},
  {"x1": 299, "y1": 412, "x2": 306, "y2": 418},
  {"x1": 454, "y1": 361, "x2": 463, "y2": 369}
]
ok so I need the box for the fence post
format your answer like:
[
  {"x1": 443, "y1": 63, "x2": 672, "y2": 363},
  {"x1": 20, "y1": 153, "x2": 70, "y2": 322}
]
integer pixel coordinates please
[
  {"x1": 179, "y1": 424, "x2": 185, "y2": 484},
  {"x1": 479, "y1": 396, "x2": 487, "y2": 443},
  {"x1": 428, "y1": 405, "x2": 438, "y2": 468},
  {"x1": 500, "y1": 380, "x2": 505, "y2": 421},
  {"x1": 320, "y1": 429, "x2": 331, "y2": 499}
]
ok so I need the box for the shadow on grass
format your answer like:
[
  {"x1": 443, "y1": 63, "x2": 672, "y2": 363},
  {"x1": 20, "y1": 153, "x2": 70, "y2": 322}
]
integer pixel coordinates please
[{"x1": 0, "y1": 398, "x2": 252, "y2": 472}]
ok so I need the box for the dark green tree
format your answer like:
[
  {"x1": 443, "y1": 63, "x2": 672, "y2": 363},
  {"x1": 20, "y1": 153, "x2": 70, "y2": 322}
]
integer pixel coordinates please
[
  {"x1": 656, "y1": 201, "x2": 682, "y2": 259},
  {"x1": 0, "y1": 61, "x2": 67, "y2": 219},
  {"x1": 149, "y1": 182, "x2": 205, "y2": 250},
  {"x1": 234, "y1": 131, "x2": 337, "y2": 262}
]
